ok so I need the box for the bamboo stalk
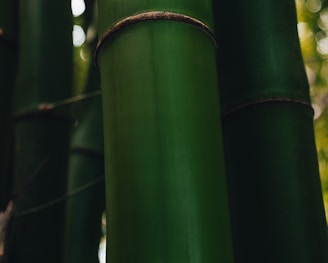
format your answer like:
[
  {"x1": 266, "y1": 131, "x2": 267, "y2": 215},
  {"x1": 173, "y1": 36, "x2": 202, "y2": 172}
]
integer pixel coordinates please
[
  {"x1": 3, "y1": 1, "x2": 72, "y2": 262},
  {"x1": 0, "y1": 0, "x2": 18, "y2": 210},
  {"x1": 97, "y1": 1, "x2": 233, "y2": 262},
  {"x1": 64, "y1": 49, "x2": 105, "y2": 263},
  {"x1": 213, "y1": 1, "x2": 328, "y2": 262},
  {"x1": 64, "y1": 96, "x2": 104, "y2": 263}
]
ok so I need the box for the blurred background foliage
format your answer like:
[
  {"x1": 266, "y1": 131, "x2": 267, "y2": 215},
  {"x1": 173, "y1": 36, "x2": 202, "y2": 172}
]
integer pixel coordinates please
[
  {"x1": 71, "y1": 0, "x2": 96, "y2": 96},
  {"x1": 296, "y1": 0, "x2": 328, "y2": 219}
]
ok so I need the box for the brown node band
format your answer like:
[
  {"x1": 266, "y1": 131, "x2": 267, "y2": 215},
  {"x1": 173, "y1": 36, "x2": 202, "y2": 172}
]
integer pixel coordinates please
[
  {"x1": 94, "y1": 11, "x2": 216, "y2": 66},
  {"x1": 15, "y1": 175, "x2": 104, "y2": 216},
  {"x1": 222, "y1": 98, "x2": 313, "y2": 119},
  {"x1": 13, "y1": 90, "x2": 101, "y2": 121}
]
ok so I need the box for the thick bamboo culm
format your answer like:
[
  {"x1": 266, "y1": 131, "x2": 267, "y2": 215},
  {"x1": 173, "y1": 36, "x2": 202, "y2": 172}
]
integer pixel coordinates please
[
  {"x1": 213, "y1": 1, "x2": 328, "y2": 262},
  {"x1": 4, "y1": 1, "x2": 72, "y2": 262},
  {"x1": 96, "y1": 1, "x2": 234, "y2": 262}
]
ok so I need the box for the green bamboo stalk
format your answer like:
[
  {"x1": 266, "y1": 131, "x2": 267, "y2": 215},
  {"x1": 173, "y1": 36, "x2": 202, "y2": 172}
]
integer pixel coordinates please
[
  {"x1": 64, "y1": 51, "x2": 105, "y2": 263},
  {"x1": 3, "y1": 1, "x2": 72, "y2": 262},
  {"x1": 0, "y1": 0, "x2": 18, "y2": 210},
  {"x1": 96, "y1": 1, "x2": 233, "y2": 262},
  {"x1": 213, "y1": 1, "x2": 328, "y2": 262},
  {"x1": 64, "y1": 97, "x2": 104, "y2": 263}
]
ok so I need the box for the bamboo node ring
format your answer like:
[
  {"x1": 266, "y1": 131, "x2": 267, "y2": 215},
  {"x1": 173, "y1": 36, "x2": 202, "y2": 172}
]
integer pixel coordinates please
[
  {"x1": 222, "y1": 97, "x2": 314, "y2": 119},
  {"x1": 94, "y1": 11, "x2": 217, "y2": 66}
]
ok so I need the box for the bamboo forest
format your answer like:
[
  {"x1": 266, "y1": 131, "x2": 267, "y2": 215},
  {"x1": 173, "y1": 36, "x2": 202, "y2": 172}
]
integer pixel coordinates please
[{"x1": 2, "y1": 0, "x2": 328, "y2": 262}]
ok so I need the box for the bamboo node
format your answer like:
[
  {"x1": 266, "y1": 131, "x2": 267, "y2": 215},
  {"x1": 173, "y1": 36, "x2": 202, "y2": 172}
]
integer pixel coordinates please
[
  {"x1": 15, "y1": 176, "x2": 104, "y2": 217},
  {"x1": 222, "y1": 97, "x2": 313, "y2": 118},
  {"x1": 94, "y1": 11, "x2": 217, "y2": 67},
  {"x1": 14, "y1": 91, "x2": 101, "y2": 121},
  {"x1": 38, "y1": 103, "x2": 55, "y2": 111}
]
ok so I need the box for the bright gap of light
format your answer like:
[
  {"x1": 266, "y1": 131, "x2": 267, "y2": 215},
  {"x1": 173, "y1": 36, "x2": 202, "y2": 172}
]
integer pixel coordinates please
[
  {"x1": 71, "y1": 0, "x2": 86, "y2": 17},
  {"x1": 317, "y1": 37, "x2": 328, "y2": 55},
  {"x1": 98, "y1": 239, "x2": 106, "y2": 263},
  {"x1": 72, "y1": 25, "x2": 86, "y2": 47}
]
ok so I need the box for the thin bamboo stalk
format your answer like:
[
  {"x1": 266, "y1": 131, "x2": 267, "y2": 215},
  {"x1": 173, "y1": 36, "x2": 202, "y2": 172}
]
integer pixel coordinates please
[
  {"x1": 3, "y1": 1, "x2": 72, "y2": 262},
  {"x1": 64, "y1": 97, "x2": 104, "y2": 263},
  {"x1": 97, "y1": 1, "x2": 234, "y2": 262},
  {"x1": 213, "y1": 1, "x2": 328, "y2": 262},
  {"x1": 64, "y1": 52, "x2": 105, "y2": 263}
]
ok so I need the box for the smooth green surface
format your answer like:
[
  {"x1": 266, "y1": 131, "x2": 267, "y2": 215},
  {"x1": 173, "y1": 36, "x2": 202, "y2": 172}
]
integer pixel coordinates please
[
  {"x1": 214, "y1": 1, "x2": 310, "y2": 113},
  {"x1": 64, "y1": 39, "x2": 104, "y2": 262},
  {"x1": 64, "y1": 95, "x2": 105, "y2": 263},
  {"x1": 213, "y1": 1, "x2": 328, "y2": 262},
  {"x1": 15, "y1": 1, "x2": 72, "y2": 112},
  {"x1": 98, "y1": 4, "x2": 233, "y2": 262},
  {"x1": 0, "y1": 0, "x2": 17, "y2": 209},
  {"x1": 4, "y1": 0, "x2": 72, "y2": 262},
  {"x1": 223, "y1": 105, "x2": 328, "y2": 263},
  {"x1": 64, "y1": 153, "x2": 104, "y2": 263}
]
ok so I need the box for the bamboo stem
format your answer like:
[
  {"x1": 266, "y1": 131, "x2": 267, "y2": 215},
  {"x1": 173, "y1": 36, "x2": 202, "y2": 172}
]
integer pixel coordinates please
[
  {"x1": 213, "y1": 1, "x2": 328, "y2": 262},
  {"x1": 97, "y1": 1, "x2": 234, "y2": 262},
  {"x1": 4, "y1": 1, "x2": 73, "y2": 262}
]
